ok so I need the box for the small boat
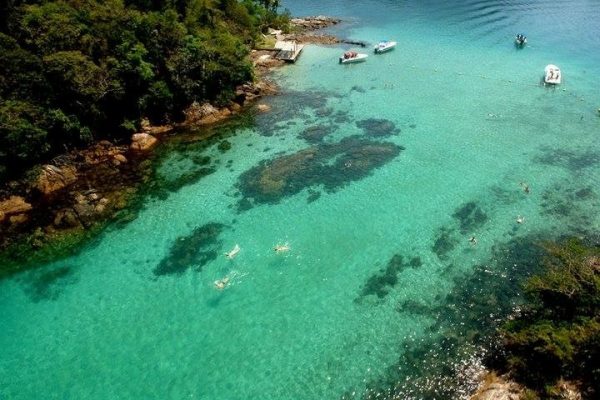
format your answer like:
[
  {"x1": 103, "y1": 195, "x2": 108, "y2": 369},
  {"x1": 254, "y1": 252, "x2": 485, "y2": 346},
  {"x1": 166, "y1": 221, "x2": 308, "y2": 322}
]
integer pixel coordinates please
[
  {"x1": 515, "y1": 33, "x2": 527, "y2": 47},
  {"x1": 340, "y1": 51, "x2": 368, "y2": 64},
  {"x1": 544, "y1": 64, "x2": 561, "y2": 84},
  {"x1": 374, "y1": 40, "x2": 397, "y2": 54}
]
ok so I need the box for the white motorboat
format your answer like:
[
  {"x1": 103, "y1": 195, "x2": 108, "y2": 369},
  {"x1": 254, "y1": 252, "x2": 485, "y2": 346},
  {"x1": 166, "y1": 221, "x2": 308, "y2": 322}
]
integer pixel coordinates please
[
  {"x1": 339, "y1": 51, "x2": 368, "y2": 64},
  {"x1": 374, "y1": 40, "x2": 397, "y2": 54},
  {"x1": 544, "y1": 64, "x2": 561, "y2": 84}
]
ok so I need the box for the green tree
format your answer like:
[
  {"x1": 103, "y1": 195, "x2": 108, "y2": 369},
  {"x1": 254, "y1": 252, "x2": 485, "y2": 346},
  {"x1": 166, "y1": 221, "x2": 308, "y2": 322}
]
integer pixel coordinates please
[
  {"x1": 0, "y1": 32, "x2": 46, "y2": 101},
  {"x1": 500, "y1": 238, "x2": 600, "y2": 398},
  {"x1": 0, "y1": 100, "x2": 50, "y2": 175},
  {"x1": 0, "y1": 0, "x2": 286, "y2": 180},
  {"x1": 43, "y1": 51, "x2": 109, "y2": 124}
]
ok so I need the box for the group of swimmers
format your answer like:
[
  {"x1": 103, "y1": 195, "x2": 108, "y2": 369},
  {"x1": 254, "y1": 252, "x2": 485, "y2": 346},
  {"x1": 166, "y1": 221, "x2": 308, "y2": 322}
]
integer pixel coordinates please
[
  {"x1": 217, "y1": 182, "x2": 534, "y2": 289},
  {"x1": 214, "y1": 242, "x2": 291, "y2": 290}
]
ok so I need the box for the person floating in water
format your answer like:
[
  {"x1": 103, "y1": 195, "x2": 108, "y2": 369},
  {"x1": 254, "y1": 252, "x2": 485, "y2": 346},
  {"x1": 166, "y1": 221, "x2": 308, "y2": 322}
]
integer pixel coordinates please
[
  {"x1": 519, "y1": 182, "x2": 530, "y2": 194},
  {"x1": 224, "y1": 244, "x2": 240, "y2": 259},
  {"x1": 274, "y1": 243, "x2": 291, "y2": 253},
  {"x1": 469, "y1": 236, "x2": 478, "y2": 245},
  {"x1": 214, "y1": 277, "x2": 230, "y2": 290}
]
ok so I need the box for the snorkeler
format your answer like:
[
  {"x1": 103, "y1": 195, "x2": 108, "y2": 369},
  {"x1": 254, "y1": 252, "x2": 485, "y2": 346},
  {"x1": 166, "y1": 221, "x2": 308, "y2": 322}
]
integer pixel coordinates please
[
  {"x1": 214, "y1": 277, "x2": 230, "y2": 290},
  {"x1": 274, "y1": 243, "x2": 291, "y2": 253},
  {"x1": 224, "y1": 244, "x2": 240, "y2": 259}
]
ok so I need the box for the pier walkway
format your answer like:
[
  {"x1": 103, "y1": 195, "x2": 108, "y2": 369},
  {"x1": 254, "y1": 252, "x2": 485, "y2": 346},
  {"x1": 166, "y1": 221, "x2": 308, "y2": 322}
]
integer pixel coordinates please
[{"x1": 275, "y1": 41, "x2": 305, "y2": 62}]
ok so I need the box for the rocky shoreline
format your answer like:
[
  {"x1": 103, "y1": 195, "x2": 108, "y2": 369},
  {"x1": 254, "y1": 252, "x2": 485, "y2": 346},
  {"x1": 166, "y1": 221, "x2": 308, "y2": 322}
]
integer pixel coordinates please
[
  {"x1": 0, "y1": 16, "x2": 343, "y2": 275},
  {"x1": 0, "y1": 76, "x2": 277, "y2": 276},
  {"x1": 469, "y1": 371, "x2": 582, "y2": 400}
]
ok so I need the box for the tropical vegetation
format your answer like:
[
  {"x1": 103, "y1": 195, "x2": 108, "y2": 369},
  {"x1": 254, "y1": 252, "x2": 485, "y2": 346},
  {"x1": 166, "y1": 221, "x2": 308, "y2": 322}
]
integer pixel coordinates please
[
  {"x1": 498, "y1": 238, "x2": 600, "y2": 399},
  {"x1": 0, "y1": 0, "x2": 289, "y2": 181}
]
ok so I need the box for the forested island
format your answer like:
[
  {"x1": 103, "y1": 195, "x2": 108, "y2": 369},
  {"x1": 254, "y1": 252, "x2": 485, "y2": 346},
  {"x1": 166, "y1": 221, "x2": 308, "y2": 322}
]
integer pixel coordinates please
[{"x1": 0, "y1": 0, "x2": 288, "y2": 181}]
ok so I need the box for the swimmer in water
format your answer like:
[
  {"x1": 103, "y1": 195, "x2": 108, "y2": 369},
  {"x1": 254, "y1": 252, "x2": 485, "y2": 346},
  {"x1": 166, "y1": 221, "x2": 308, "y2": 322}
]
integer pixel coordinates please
[
  {"x1": 224, "y1": 244, "x2": 240, "y2": 259},
  {"x1": 214, "y1": 277, "x2": 230, "y2": 290},
  {"x1": 274, "y1": 243, "x2": 291, "y2": 253},
  {"x1": 519, "y1": 182, "x2": 530, "y2": 194},
  {"x1": 469, "y1": 236, "x2": 478, "y2": 245},
  {"x1": 516, "y1": 215, "x2": 525, "y2": 224}
]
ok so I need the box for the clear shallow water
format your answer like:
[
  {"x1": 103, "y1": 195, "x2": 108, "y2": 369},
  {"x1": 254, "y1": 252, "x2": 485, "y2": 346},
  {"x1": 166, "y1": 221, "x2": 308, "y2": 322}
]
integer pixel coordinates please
[{"x1": 1, "y1": 1, "x2": 600, "y2": 399}]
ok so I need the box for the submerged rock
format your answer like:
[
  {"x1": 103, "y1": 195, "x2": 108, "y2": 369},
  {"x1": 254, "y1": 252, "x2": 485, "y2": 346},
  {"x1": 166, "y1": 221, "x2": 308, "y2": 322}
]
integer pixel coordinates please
[
  {"x1": 236, "y1": 136, "x2": 403, "y2": 209},
  {"x1": 357, "y1": 254, "x2": 422, "y2": 301},
  {"x1": 153, "y1": 223, "x2": 225, "y2": 277},
  {"x1": 218, "y1": 140, "x2": 232, "y2": 152},
  {"x1": 356, "y1": 118, "x2": 400, "y2": 137},
  {"x1": 453, "y1": 201, "x2": 488, "y2": 234},
  {"x1": 432, "y1": 228, "x2": 459, "y2": 260},
  {"x1": 299, "y1": 124, "x2": 335, "y2": 143},
  {"x1": 534, "y1": 147, "x2": 600, "y2": 172},
  {"x1": 257, "y1": 104, "x2": 271, "y2": 113},
  {"x1": 20, "y1": 264, "x2": 78, "y2": 302}
]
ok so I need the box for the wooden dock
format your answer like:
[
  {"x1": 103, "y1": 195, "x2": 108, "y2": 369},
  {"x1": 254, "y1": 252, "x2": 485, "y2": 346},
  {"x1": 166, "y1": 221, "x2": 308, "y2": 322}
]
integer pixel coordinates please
[{"x1": 275, "y1": 41, "x2": 305, "y2": 62}]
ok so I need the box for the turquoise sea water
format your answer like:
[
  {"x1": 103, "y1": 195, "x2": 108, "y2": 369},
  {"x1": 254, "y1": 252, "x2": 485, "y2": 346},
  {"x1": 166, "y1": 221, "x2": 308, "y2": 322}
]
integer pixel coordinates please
[{"x1": 1, "y1": 1, "x2": 600, "y2": 399}]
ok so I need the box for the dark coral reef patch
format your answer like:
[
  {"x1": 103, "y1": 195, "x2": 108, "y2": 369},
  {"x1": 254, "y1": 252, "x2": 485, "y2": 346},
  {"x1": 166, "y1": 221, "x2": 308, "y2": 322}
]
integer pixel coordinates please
[
  {"x1": 299, "y1": 124, "x2": 335, "y2": 143},
  {"x1": 356, "y1": 118, "x2": 400, "y2": 137},
  {"x1": 21, "y1": 264, "x2": 78, "y2": 302},
  {"x1": 236, "y1": 137, "x2": 403, "y2": 209},
  {"x1": 254, "y1": 89, "x2": 336, "y2": 136},
  {"x1": 534, "y1": 147, "x2": 600, "y2": 172},
  {"x1": 356, "y1": 255, "x2": 422, "y2": 301},
  {"x1": 432, "y1": 227, "x2": 459, "y2": 260},
  {"x1": 153, "y1": 223, "x2": 225, "y2": 277},
  {"x1": 539, "y1": 184, "x2": 595, "y2": 229},
  {"x1": 452, "y1": 201, "x2": 488, "y2": 234},
  {"x1": 356, "y1": 235, "x2": 549, "y2": 399}
]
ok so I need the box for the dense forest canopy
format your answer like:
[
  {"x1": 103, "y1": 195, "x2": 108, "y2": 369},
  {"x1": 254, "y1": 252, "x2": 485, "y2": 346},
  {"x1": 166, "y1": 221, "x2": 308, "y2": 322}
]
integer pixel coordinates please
[
  {"x1": 499, "y1": 239, "x2": 600, "y2": 398},
  {"x1": 0, "y1": 0, "x2": 287, "y2": 181}
]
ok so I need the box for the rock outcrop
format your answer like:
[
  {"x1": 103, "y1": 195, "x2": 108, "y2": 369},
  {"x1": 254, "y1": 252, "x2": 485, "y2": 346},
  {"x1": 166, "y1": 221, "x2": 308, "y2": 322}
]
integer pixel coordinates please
[
  {"x1": 181, "y1": 80, "x2": 278, "y2": 126},
  {"x1": 82, "y1": 141, "x2": 128, "y2": 165},
  {"x1": 130, "y1": 133, "x2": 158, "y2": 152},
  {"x1": 36, "y1": 164, "x2": 78, "y2": 196},
  {"x1": 257, "y1": 104, "x2": 271, "y2": 112},
  {"x1": 290, "y1": 16, "x2": 340, "y2": 31},
  {"x1": 140, "y1": 118, "x2": 173, "y2": 136},
  {"x1": 182, "y1": 102, "x2": 229, "y2": 126},
  {"x1": 470, "y1": 374, "x2": 584, "y2": 400},
  {"x1": 470, "y1": 373, "x2": 523, "y2": 400},
  {"x1": 0, "y1": 196, "x2": 32, "y2": 223}
]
